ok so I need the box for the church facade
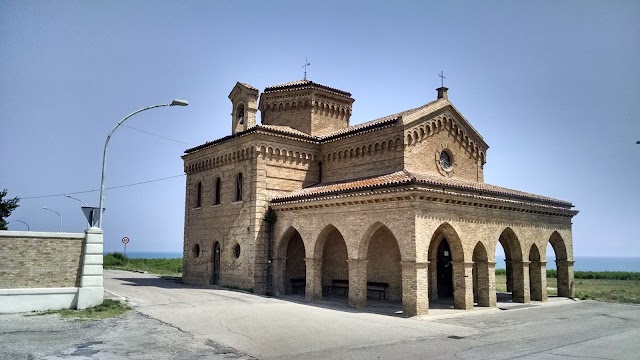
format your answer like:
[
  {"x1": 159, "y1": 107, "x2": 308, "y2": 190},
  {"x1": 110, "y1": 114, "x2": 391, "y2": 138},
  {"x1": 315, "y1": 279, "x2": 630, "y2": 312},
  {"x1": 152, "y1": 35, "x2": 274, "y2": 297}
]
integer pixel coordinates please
[{"x1": 181, "y1": 79, "x2": 577, "y2": 316}]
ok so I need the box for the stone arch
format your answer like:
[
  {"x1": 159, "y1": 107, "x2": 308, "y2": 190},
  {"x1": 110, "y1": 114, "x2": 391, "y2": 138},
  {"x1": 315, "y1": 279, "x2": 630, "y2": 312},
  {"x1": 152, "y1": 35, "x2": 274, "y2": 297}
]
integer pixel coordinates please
[
  {"x1": 496, "y1": 227, "x2": 528, "y2": 303},
  {"x1": 472, "y1": 241, "x2": 492, "y2": 307},
  {"x1": 548, "y1": 231, "x2": 572, "y2": 297},
  {"x1": 360, "y1": 223, "x2": 403, "y2": 303},
  {"x1": 275, "y1": 226, "x2": 306, "y2": 295},
  {"x1": 427, "y1": 223, "x2": 467, "y2": 308},
  {"x1": 529, "y1": 243, "x2": 544, "y2": 301},
  {"x1": 211, "y1": 240, "x2": 221, "y2": 285},
  {"x1": 313, "y1": 225, "x2": 349, "y2": 301}
]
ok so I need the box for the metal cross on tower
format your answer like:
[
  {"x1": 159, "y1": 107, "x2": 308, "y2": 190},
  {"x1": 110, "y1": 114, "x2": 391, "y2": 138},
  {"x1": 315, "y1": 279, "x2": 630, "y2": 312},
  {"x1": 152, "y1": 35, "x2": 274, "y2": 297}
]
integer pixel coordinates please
[
  {"x1": 439, "y1": 71, "x2": 446, "y2": 87},
  {"x1": 302, "y1": 57, "x2": 311, "y2": 80}
]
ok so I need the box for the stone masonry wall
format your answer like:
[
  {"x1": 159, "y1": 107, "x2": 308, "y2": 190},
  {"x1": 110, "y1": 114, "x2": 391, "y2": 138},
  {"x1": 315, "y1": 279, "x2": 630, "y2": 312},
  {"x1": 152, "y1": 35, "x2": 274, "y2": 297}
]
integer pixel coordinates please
[{"x1": 0, "y1": 234, "x2": 83, "y2": 288}]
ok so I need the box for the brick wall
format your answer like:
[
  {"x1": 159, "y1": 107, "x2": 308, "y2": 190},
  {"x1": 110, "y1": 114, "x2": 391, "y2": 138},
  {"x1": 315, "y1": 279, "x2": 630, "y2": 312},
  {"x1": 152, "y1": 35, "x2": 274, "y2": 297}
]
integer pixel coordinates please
[{"x1": 0, "y1": 234, "x2": 83, "y2": 288}]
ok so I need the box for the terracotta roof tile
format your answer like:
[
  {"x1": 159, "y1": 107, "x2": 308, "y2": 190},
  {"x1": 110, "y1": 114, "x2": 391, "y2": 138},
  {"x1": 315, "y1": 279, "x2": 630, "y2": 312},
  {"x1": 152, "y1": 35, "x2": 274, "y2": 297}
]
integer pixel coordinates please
[
  {"x1": 271, "y1": 170, "x2": 573, "y2": 207},
  {"x1": 263, "y1": 79, "x2": 352, "y2": 97}
]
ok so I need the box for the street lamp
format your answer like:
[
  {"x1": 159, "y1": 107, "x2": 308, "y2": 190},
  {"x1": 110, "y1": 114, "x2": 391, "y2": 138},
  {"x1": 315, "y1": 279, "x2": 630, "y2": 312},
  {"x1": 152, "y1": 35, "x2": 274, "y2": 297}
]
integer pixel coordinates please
[
  {"x1": 14, "y1": 219, "x2": 29, "y2": 231},
  {"x1": 65, "y1": 194, "x2": 88, "y2": 206},
  {"x1": 42, "y1": 207, "x2": 62, "y2": 232},
  {"x1": 97, "y1": 99, "x2": 188, "y2": 229}
]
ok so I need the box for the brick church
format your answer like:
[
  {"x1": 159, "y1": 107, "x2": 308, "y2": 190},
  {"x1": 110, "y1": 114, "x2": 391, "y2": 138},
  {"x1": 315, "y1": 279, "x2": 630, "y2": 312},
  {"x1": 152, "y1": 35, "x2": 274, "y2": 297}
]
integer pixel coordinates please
[{"x1": 181, "y1": 79, "x2": 577, "y2": 316}]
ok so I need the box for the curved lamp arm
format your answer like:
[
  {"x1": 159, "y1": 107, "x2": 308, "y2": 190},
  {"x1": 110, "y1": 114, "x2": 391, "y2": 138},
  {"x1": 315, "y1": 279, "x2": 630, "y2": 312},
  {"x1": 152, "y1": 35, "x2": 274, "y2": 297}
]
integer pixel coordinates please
[{"x1": 97, "y1": 99, "x2": 188, "y2": 229}]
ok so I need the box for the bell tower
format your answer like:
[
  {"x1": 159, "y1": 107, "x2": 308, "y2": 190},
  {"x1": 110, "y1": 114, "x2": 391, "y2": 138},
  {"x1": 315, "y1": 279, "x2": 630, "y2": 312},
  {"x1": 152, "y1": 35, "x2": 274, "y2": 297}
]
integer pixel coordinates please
[{"x1": 228, "y1": 82, "x2": 259, "y2": 135}]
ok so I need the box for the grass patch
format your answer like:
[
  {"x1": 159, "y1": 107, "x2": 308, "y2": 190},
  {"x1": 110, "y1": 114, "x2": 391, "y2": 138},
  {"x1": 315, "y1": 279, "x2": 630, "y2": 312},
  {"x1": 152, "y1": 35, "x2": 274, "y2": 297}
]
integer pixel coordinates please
[
  {"x1": 495, "y1": 273, "x2": 640, "y2": 304},
  {"x1": 104, "y1": 252, "x2": 182, "y2": 276},
  {"x1": 36, "y1": 299, "x2": 130, "y2": 319}
]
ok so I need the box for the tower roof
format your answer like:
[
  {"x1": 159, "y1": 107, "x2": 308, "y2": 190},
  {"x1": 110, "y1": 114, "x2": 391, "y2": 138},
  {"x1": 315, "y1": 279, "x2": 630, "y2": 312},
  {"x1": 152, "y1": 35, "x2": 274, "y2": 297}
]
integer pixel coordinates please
[{"x1": 263, "y1": 79, "x2": 352, "y2": 98}]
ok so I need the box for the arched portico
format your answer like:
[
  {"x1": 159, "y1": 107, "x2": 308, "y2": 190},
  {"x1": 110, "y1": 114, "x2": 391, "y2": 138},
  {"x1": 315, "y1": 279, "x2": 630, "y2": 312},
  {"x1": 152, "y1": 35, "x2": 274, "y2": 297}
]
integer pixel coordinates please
[
  {"x1": 496, "y1": 228, "x2": 529, "y2": 303},
  {"x1": 274, "y1": 227, "x2": 306, "y2": 296},
  {"x1": 311, "y1": 225, "x2": 349, "y2": 302},
  {"x1": 428, "y1": 223, "x2": 471, "y2": 310},
  {"x1": 549, "y1": 231, "x2": 573, "y2": 297}
]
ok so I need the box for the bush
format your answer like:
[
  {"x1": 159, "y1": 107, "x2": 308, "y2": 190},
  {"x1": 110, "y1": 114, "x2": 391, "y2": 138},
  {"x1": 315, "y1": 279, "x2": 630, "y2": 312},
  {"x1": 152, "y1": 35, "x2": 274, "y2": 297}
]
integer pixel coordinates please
[{"x1": 104, "y1": 252, "x2": 128, "y2": 267}]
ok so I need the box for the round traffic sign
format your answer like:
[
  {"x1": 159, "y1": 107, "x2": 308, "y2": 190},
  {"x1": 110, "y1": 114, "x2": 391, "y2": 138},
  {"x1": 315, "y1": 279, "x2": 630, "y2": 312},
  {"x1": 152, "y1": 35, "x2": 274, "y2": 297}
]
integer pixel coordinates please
[{"x1": 122, "y1": 237, "x2": 129, "y2": 244}]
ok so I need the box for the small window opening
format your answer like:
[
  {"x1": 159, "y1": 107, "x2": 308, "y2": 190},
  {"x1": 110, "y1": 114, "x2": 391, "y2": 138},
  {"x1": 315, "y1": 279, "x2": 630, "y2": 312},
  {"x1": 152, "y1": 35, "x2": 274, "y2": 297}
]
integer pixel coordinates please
[
  {"x1": 193, "y1": 244, "x2": 200, "y2": 257},
  {"x1": 214, "y1": 177, "x2": 221, "y2": 205},
  {"x1": 196, "y1": 181, "x2": 202, "y2": 208},
  {"x1": 236, "y1": 104, "x2": 245, "y2": 124},
  {"x1": 235, "y1": 173, "x2": 243, "y2": 201},
  {"x1": 234, "y1": 244, "x2": 241, "y2": 258}
]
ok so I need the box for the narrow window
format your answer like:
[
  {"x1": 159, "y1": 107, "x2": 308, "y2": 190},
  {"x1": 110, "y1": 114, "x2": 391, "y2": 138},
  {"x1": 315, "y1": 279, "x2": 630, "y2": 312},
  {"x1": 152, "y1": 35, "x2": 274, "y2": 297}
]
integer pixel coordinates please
[
  {"x1": 196, "y1": 181, "x2": 202, "y2": 208},
  {"x1": 214, "y1": 177, "x2": 221, "y2": 205},
  {"x1": 318, "y1": 161, "x2": 323, "y2": 183},
  {"x1": 235, "y1": 173, "x2": 243, "y2": 201},
  {"x1": 236, "y1": 104, "x2": 245, "y2": 124}
]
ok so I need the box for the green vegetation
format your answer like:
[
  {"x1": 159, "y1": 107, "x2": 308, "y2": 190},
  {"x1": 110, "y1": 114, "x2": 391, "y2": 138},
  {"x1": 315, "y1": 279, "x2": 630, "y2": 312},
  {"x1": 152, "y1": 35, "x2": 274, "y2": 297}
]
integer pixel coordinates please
[
  {"x1": 495, "y1": 272, "x2": 640, "y2": 304},
  {"x1": 36, "y1": 299, "x2": 130, "y2": 319},
  {"x1": 0, "y1": 188, "x2": 20, "y2": 230},
  {"x1": 104, "y1": 252, "x2": 182, "y2": 276}
]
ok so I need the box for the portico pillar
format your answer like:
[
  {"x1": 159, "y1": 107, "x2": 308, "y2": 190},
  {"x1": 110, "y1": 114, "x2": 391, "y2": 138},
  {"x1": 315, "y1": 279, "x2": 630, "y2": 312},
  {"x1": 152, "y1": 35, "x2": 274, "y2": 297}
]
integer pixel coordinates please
[
  {"x1": 487, "y1": 262, "x2": 497, "y2": 307},
  {"x1": 511, "y1": 260, "x2": 531, "y2": 303},
  {"x1": 304, "y1": 257, "x2": 322, "y2": 301},
  {"x1": 530, "y1": 260, "x2": 547, "y2": 301},
  {"x1": 475, "y1": 261, "x2": 494, "y2": 307},
  {"x1": 505, "y1": 259, "x2": 513, "y2": 292},
  {"x1": 556, "y1": 260, "x2": 575, "y2": 298},
  {"x1": 272, "y1": 257, "x2": 286, "y2": 296},
  {"x1": 347, "y1": 259, "x2": 368, "y2": 308},
  {"x1": 452, "y1": 261, "x2": 474, "y2": 310},
  {"x1": 400, "y1": 261, "x2": 429, "y2": 316}
]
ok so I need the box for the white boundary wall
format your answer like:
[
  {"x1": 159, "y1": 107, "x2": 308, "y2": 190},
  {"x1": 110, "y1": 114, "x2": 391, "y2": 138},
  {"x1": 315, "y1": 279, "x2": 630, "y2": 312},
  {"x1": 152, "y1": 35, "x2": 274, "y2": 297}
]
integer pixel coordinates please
[{"x1": 0, "y1": 227, "x2": 104, "y2": 313}]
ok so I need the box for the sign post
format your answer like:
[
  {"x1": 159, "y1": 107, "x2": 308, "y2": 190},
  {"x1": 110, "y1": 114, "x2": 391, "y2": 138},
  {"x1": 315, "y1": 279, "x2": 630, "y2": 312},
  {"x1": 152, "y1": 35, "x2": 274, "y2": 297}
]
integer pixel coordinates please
[{"x1": 122, "y1": 236, "x2": 129, "y2": 257}]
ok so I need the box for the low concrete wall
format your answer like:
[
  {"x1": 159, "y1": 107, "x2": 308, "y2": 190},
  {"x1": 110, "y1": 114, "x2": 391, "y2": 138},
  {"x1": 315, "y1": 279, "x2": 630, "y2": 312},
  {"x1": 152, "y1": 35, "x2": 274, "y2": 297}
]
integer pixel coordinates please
[{"x1": 0, "y1": 228, "x2": 104, "y2": 313}]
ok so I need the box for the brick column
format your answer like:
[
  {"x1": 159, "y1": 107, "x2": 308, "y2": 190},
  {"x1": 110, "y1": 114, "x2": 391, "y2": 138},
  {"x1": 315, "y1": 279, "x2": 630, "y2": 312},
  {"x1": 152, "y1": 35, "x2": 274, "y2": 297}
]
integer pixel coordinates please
[
  {"x1": 347, "y1": 259, "x2": 368, "y2": 308},
  {"x1": 487, "y1": 262, "x2": 497, "y2": 307},
  {"x1": 511, "y1": 260, "x2": 531, "y2": 303},
  {"x1": 452, "y1": 261, "x2": 474, "y2": 310},
  {"x1": 556, "y1": 260, "x2": 574, "y2": 298},
  {"x1": 304, "y1": 257, "x2": 322, "y2": 301},
  {"x1": 529, "y1": 260, "x2": 546, "y2": 301},
  {"x1": 272, "y1": 257, "x2": 286, "y2": 296},
  {"x1": 400, "y1": 261, "x2": 429, "y2": 316},
  {"x1": 505, "y1": 259, "x2": 513, "y2": 293},
  {"x1": 475, "y1": 261, "x2": 493, "y2": 307},
  {"x1": 428, "y1": 261, "x2": 438, "y2": 301}
]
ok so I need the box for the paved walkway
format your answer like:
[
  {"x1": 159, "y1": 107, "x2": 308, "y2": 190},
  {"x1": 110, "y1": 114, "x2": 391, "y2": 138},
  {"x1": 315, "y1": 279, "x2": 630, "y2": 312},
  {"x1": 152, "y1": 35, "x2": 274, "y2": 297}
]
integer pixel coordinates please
[{"x1": 104, "y1": 270, "x2": 640, "y2": 359}]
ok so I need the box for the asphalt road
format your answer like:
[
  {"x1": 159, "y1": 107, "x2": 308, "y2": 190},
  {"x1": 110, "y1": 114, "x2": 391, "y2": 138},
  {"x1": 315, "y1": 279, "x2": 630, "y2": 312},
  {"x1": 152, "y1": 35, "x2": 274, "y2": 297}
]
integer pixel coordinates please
[{"x1": 2, "y1": 270, "x2": 639, "y2": 359}]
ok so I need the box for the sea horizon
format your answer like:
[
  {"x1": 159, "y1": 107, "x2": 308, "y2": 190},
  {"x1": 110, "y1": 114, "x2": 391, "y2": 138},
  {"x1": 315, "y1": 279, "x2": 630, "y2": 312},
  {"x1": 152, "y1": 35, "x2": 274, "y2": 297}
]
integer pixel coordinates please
[{"x1": 107, "y1": 251, "x2": 640, "y2": 272}]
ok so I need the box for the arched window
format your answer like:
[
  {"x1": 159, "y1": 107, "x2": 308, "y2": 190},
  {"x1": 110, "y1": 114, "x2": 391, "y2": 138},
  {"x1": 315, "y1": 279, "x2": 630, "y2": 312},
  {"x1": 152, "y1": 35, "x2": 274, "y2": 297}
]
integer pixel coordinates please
[
  {"x1": 235, "y1": 173, "x2": 243, "y2": 202},
  {"x1": 236, "y1": 104, "x2": 245, "y2": 124},
  {"x1": 195, "y1": 181, "x2": 202, "y2": 208},
  {"x1": 214, "y1": 177, "x2": 221, "y2": 205}
]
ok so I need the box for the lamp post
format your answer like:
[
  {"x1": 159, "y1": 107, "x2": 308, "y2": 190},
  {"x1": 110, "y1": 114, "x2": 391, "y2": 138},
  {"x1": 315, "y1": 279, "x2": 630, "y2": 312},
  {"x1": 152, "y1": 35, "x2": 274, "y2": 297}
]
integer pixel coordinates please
[
  {"x1": 65, "y1": 194, "x2": 88, "y2": 206},
  {"x1": 97, "y1": 99, "x2": 188, "y2": 229},
  {"x1": 42, "y1": 207, "x2": 62, "y2": 232},
  {"x1": 14, "y1": 219, "x2": 29, "y2": 231}
]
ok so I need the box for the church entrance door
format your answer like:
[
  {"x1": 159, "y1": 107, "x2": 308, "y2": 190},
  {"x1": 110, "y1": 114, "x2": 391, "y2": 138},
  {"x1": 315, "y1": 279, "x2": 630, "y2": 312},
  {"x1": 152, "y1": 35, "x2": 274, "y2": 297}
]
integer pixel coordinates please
[
  {"x1": 212, "y1": 241, "x2": 220, "y2": 285},
  {"x1": 437, "y1": 239, "x2": 454, "y2": 298}
]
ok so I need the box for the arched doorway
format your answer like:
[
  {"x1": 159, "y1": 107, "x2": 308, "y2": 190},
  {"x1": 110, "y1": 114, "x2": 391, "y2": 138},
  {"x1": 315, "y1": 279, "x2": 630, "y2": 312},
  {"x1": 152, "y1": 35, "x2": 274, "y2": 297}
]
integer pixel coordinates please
[
  {"x1": 212, "y1": 241, "x2": 221, "y2": 285},
  {"x1": 496, "y1": 228, "x2": 527, "y2": 303},
  {"x1": 282, "y1": 230, "x2": 306, "y2": 295},
  {"x1": 549, "y1": 231, "x2": 572, "y2": 297},
  {"x1": 529, "y1": 244, "x2": 544, "y2": 301},
  {"x1": 428, "y1": 223, "x2": 467, "y2": 309},
  {"x1": 472, "y1": 242, "x2": 491, "y2": 307},
  {"x1": 436, "y1": 240, "x2": 453, "y2": 298},
  {"x1": 366, "y1": 225, "x2": 402, "y2": 301}
]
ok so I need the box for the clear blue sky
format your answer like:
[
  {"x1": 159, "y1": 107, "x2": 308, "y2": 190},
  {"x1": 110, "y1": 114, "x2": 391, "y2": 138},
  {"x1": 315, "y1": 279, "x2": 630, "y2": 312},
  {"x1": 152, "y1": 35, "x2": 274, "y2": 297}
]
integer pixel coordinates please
[{"x1": 1, "y1": 1, "x2": 638, "y2": 256}]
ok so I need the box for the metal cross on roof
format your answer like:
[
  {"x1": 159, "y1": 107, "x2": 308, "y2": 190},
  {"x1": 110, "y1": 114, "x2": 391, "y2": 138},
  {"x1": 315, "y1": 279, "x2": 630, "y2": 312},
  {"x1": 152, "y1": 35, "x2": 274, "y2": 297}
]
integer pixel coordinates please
[
  {"x1": 302, "y1": 57, "x2": 311, "y2": 80},
  {"x1": 439, "y1": 71, "x2": 446, "y2": 87}
]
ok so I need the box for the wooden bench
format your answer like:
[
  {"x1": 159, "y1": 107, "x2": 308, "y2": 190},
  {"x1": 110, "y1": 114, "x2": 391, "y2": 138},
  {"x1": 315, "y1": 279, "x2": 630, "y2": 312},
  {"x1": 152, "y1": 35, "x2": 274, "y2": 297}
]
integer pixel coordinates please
[
  {"x1": 290, "y1": 278, "x2": 305, "y2": 294},
  {"x1": 367, "y1": 281, "x2": 389, "y2": 300},
  {"x1": 329, "y1": 279, "x2": 349, "y2": 295}
]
